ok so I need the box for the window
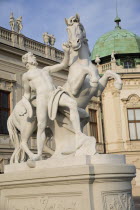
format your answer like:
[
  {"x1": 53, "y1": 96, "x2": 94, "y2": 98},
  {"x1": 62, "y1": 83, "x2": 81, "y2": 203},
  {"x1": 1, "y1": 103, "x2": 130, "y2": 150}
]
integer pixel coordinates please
[
  {"x1": 0, "y1": 91, "x2": 10, "y2": 134},
  {"x1": 89, "y1": 109, "x2": 98, "y2": 142},
  {"x1": 124, "y1": 61, "x2": 134, "y2": 69},
  {"x1": 127, "y1": 108, "x2": 140, "y2": 140}
]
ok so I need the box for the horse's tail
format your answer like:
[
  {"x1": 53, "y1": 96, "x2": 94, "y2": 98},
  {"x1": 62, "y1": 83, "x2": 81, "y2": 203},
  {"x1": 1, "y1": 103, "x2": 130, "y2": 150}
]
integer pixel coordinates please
[
  {"x1": 7, "y1": 115, "x2": 20, "y2": 164},
  {"x1": 7, "y1": 115, "x2": 19, "y2": 147}
]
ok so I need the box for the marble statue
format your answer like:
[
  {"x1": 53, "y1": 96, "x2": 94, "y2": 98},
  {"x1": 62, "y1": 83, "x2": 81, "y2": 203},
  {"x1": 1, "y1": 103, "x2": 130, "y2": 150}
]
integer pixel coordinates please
[
  {"x1": 9, "y1": 12, "x2": 23, "y2": 34},
  {"x1": 43, "y1": 32, "x2": 56, "y2": 46},
  {"x1": 8, "y1": 43, "x2": 89, "y2": 162},
  {"x1": 111, "y1": 50, "x2": 116, "y2": 62},
  {"x1": 8, "y1": 14, "x2": 122, "y2": 163},
  {"x1": 4, "y1": 15, "x2": 136, "y2": 210},
  {"x1": 43, "y1": 32, "x2": 50, "y2": 45},
  {"x1": 49, "y1": 34, "x2": 56, "y2": 46},
  {"x1": 95, "y1": 55, "x2": 101, "y2": 66}
]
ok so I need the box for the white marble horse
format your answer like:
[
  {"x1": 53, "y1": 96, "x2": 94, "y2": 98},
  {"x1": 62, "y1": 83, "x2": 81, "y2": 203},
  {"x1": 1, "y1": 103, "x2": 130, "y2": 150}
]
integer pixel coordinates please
[
  {"x1": 63, "y1": 14, "x2": 122, "y2": 109},
  {"x1": 50, "y1": 14, "x2": 122, "y2": 156}
]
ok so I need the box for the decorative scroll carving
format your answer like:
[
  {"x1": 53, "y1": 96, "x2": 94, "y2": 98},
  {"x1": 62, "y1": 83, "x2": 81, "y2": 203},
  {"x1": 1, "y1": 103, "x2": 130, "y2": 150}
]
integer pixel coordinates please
[
  {"x1": 102, "y1": 191, "x2": 135, "y2": 210},
  {"x1": 0, "y1": 80, "x2": 13, "y2": 91},
  {"x1": 9, "y1": 195, "x2": 81, "y2": 210},
  {"x1": 112, "y1": 89, "x2": 120, "y2": 97},
  {"x1": 121, "y1": 94, "x2": 140, "y2": 107}
]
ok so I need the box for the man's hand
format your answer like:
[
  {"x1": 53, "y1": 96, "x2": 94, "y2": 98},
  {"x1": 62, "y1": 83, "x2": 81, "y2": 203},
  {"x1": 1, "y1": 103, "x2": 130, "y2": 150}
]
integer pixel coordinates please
[
  {"x1": 62, "y1": 42, "x2": 70, "y2": 53},
  {"x1": 46, "y1": 42, "x2": 70, "y2": 73}
]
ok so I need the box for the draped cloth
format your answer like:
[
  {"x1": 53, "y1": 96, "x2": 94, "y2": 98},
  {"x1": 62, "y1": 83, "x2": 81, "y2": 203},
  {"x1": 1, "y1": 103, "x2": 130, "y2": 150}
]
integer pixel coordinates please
[{"x1": 48, "y1": 87, "x2": 66, "y2": 121}]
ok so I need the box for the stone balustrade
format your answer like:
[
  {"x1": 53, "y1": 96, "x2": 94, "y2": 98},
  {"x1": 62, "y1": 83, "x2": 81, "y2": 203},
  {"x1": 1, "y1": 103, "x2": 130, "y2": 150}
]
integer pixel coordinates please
[
  {"x1": 102, "y1": 62, "x2": 112, "y2": 71},
  {"x1": 25, "y1": 38, "x2": 45, "y2": 54},
  {"x1": 97, "y1": 60, "x2": 140, "y2": 74},
  {"x1": 97, "y1": 62, "x2": 112, "y2": 74},
  {"x1": 0, "y1": 27, "x2": 12, "y2": 42},
  {"x1": 0, "y1": 26, "x2": 64, "y2": 62}
]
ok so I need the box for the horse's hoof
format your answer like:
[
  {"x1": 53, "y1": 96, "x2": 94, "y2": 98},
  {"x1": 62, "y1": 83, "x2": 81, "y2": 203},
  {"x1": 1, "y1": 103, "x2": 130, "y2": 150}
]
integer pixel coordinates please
[{"x1": 114, "y1": 81, "x2": 122, "y2": 90}]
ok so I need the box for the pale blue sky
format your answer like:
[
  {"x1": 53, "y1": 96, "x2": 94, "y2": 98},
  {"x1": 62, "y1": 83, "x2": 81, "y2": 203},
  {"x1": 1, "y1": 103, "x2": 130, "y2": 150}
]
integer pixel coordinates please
[{"x1": 0, "y1": 0, "x2": 140, "y2": 51}]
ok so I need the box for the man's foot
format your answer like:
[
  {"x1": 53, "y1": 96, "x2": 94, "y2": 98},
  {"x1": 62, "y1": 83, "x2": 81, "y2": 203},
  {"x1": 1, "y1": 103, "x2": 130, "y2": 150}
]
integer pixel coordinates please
[
  {"x1": 27, "y1": 159, "x2": 36, "y2": 168},
  {"x1": 29, "y1": 154, "x2": 42, "y2": 161}
]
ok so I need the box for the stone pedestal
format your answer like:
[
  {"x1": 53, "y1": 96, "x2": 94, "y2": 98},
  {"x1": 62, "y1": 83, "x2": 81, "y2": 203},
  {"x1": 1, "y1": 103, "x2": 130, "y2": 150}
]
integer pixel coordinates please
[{"x1": 0, "y1": 155, "x2": 136, "y2": 210}]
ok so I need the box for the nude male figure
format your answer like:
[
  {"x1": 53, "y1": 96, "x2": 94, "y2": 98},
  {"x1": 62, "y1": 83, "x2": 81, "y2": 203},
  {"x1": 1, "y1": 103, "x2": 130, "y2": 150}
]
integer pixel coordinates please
[{"x1": 22, "y1": 43, "x2": 86, "y2": 160}]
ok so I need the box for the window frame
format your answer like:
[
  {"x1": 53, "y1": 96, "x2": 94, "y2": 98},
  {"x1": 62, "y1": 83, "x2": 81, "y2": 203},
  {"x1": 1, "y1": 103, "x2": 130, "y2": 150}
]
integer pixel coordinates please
[
  {"x1": 88, "y1": 108, "x2": 99, "y2": 142},
  {"x1": 122, "y1": 57, "x2": 135, "y2": 69},
  {"x1": 0, "y1": 90, "x2": 10, "y2": 135},
  {"x1": 124, "y1": 61, "x2": 133, "y2": 69},
  {"x1": 127, "y1": 108, "x2": 140, "y2": 141}
]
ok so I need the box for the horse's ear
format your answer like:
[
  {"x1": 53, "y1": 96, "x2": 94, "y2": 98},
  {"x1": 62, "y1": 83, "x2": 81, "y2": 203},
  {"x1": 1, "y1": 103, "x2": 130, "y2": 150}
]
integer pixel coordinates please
[
  {"x1": 65, "y1": 18, "x2": 68, "y2": 26},
  {"x1": 76, "y1": 13, "x2": 80, "y2": 22}
]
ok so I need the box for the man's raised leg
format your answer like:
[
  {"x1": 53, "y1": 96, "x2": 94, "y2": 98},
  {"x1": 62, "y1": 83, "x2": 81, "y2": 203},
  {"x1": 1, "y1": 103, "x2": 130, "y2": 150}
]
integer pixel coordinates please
[{"x1": 59, "y1": 94, "x2": 87, "y2": 154}]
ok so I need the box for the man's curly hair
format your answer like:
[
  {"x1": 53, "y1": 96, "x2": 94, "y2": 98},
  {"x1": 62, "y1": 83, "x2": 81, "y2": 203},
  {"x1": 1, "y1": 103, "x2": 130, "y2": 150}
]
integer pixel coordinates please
[{"x1": 22, "y1": 52, "x2": 38, "y2": 69}]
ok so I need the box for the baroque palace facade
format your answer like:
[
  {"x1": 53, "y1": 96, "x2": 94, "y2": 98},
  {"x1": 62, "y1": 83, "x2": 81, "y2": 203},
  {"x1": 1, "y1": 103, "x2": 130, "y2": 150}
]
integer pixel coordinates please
[
  {"x1": 0, "y1": 15, "x2": 140, "y2": 198},
  {"x1": 91, "y1": 16, "x2": 140, "y2": 197}
]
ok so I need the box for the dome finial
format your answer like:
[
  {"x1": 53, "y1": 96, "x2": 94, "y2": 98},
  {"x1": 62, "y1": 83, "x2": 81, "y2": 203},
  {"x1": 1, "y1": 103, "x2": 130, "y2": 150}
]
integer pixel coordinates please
[{"x1": 114, "y1": 0, "x2": 121, "y2": 29}]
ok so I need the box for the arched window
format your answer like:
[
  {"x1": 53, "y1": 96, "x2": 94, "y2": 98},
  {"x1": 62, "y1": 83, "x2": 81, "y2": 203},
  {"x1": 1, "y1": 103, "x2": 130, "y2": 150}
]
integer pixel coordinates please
[{"x1": 121, "y1": 94, "x2": 140, "y2": 141}]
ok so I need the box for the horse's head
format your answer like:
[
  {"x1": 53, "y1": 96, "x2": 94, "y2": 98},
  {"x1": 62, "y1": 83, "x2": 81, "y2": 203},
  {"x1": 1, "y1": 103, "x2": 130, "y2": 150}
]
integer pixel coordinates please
[{"x1": 65, "y1": 14, "x2": 86, "y2": 51}]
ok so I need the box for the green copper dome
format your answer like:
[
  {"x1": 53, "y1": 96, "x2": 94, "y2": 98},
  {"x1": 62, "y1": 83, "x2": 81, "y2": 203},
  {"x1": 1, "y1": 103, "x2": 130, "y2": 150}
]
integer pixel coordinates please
[{"x1": 91, "y1": 20, "x2": 140, "y2": 61}]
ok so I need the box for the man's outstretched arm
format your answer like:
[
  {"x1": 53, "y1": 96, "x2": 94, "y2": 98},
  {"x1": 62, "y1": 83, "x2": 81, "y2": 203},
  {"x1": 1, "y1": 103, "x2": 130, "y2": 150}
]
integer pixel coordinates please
[{"x1": 43, "y1": 43, "x2": 70, "y2": 73}]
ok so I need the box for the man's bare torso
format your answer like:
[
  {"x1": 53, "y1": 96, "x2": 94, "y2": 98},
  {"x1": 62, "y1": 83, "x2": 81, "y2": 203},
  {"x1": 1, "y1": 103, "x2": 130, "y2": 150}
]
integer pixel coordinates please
[{"x1": 25, "y1": 67, "x2": 56, "y2": 94}]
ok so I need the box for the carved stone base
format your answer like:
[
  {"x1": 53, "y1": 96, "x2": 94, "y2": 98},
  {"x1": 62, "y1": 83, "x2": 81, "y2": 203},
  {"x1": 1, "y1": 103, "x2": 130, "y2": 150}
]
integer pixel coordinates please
[{"x1": 0, "y1": 155, "x2": 136, "y2": 210}]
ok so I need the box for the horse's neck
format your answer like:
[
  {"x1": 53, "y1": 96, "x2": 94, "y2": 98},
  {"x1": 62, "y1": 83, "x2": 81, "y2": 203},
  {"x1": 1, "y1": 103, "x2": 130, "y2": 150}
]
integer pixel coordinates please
[
  {"x1": 78, "y1": 42, "x2": 90, "y2": 63},
  {"x1": 69, "y1": 42, "x2": 91, "y2": 66}
]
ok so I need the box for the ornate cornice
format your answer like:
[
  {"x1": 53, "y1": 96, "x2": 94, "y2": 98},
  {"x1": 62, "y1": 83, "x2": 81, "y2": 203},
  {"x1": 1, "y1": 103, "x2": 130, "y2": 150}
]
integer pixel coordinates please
[{"x1": 122, "y1": 78, "x2": 140, "y2": 87}]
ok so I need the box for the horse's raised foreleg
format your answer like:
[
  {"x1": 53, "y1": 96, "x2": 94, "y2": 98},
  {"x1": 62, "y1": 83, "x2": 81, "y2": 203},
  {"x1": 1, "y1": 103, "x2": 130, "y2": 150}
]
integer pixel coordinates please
[
  {"x1": 95, "y1": 70, "x2": 122, "y2": 97},
  {"x1": 95, "y1": 75, "x2": 108, "y2": 97}
]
